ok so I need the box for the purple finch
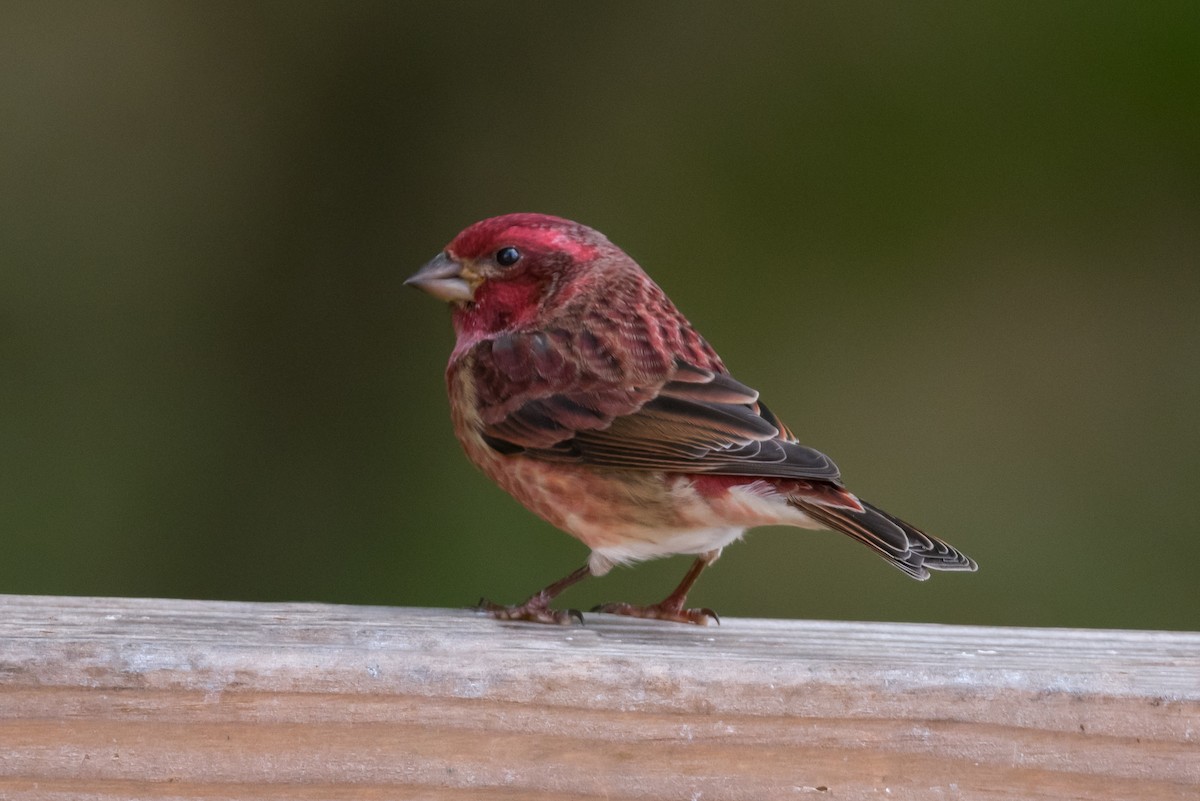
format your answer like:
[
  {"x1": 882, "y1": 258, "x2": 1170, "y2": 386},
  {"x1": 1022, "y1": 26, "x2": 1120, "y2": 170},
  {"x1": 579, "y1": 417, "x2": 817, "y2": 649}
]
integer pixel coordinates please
[{"x1": 407, "y1": 213, "x2": 976, "y2": 624}]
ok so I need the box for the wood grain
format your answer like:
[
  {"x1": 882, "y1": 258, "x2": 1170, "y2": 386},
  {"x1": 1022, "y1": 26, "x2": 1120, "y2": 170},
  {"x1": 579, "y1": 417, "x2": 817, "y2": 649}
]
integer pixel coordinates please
[{"x1": 0, "y1": 594, "x2": 1197, "y2": 800}]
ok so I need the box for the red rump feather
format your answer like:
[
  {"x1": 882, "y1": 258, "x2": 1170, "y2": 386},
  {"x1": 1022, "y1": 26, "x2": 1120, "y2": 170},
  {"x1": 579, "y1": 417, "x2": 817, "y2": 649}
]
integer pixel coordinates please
[{"x1": 689, "y1": 475, "x2": 865, "y2": 513}]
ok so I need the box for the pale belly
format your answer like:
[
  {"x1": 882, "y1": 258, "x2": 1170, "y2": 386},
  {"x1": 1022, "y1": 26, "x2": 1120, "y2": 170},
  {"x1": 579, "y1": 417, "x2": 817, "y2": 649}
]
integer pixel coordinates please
[{"x1": 473, "y1": 444, "x2": 819, "y2": 575}]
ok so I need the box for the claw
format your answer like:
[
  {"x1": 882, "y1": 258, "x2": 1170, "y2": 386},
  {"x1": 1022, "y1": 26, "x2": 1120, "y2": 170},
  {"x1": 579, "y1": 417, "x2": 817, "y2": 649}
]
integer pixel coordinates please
[
  {"x1": 474, "y1": 597, "x2": 581, "y2": 626},
  {"x1": 591, "y1": 601, "x2": 719, "y2": 626}
]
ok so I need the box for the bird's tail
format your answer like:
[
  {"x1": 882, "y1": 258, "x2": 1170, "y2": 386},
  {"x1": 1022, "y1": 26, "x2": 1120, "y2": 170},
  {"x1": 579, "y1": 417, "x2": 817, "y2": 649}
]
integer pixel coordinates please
[{"x1": 791, "y1": 496, "x2": 977, "y2": 580}]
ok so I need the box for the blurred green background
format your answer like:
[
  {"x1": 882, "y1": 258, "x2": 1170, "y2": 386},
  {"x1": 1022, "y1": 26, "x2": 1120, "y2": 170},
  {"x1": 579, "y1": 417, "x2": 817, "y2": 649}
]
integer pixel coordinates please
[{"x1": 2, "y1": 2, "x2": 1197, "y2": 631}]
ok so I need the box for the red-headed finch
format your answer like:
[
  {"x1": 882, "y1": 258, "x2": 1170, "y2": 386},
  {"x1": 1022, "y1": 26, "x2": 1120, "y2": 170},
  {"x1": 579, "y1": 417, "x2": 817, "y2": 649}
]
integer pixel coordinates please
[{"x1": 406, "y1": 214, "x2": 977, "y2": 624}]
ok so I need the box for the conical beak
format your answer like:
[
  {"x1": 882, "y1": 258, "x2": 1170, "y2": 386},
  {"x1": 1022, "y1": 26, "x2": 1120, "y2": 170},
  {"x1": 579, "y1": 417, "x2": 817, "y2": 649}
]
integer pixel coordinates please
[{"x1": 405, "y1": 252, "x2": 475, "y2": 303}]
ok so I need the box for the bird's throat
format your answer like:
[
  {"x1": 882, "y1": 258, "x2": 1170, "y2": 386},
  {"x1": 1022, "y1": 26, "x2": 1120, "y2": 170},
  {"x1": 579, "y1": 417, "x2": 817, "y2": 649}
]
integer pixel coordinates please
[{"x1": 451, "y1": 276, "x2": 544, "y2": 350}]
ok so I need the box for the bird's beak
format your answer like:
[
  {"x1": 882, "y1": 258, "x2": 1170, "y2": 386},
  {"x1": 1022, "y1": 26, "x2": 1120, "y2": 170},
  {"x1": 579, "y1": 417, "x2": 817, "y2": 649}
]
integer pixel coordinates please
[{"x1": 404, "y1": 252, "x2": 476, "y2": 303}]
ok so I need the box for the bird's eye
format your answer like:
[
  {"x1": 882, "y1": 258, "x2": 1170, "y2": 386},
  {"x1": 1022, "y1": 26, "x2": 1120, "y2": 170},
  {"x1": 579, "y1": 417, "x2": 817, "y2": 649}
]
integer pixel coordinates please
[{"x1": 495, "y1": 246, "x2": 521, "y2": 267}]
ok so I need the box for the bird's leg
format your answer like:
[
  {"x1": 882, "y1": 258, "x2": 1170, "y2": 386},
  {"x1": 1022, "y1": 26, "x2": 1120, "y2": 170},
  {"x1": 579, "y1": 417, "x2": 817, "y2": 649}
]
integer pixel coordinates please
[
  {"x1": 476, "y1": 564, "x2": 592, "y2": 625},
  {"x1": 592, "y1": 550, "x2": 721, "y2": 625}
]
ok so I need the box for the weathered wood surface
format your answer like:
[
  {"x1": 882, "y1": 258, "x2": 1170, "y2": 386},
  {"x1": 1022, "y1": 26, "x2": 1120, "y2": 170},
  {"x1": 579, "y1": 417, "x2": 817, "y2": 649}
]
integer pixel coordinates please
[{"x1": 0, "y1": 594, "x2": 1197, "y2": 800}]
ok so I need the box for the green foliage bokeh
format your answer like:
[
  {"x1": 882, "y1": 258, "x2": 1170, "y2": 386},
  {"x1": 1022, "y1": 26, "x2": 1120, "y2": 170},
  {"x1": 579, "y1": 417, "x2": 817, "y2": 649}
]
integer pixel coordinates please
[{"x1": 2, "y1": 2, "x2": 1197, "y2": 630}]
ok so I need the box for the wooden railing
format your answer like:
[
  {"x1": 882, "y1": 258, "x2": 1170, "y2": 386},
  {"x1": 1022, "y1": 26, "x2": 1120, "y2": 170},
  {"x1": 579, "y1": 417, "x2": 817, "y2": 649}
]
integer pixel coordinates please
[{"x1": 1, "y1": 594, "x2": 1197, "y2": 799}]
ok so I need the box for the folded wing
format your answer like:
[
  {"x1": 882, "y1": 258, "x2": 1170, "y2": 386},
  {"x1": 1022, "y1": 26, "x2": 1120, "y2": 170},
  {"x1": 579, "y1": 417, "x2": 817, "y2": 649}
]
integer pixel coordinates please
[{"x1": 470, "y1": 329, "x2": 840, "y2": 482}]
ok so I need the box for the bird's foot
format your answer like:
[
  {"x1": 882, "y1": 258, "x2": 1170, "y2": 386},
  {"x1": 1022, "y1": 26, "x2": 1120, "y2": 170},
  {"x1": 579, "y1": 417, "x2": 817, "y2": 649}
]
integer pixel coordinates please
[
  {"x1": 591, "y1": 601, "x2": 719, "y2": 626},
  {"x1": 475, "y1": 596, "x2": 583, "y2": 626}
]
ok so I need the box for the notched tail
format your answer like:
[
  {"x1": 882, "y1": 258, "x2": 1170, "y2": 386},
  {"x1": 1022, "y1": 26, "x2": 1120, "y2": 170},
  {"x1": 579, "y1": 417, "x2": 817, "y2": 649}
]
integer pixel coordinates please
[{"x1": 791, "y1": 497, "x2": 978, "y2": 580}]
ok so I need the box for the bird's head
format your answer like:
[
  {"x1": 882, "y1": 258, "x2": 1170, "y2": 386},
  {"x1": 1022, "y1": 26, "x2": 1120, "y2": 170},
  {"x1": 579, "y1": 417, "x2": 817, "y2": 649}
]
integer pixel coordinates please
[{"x1": 406, "y1": 213, "x2": 620, "y2": 344}]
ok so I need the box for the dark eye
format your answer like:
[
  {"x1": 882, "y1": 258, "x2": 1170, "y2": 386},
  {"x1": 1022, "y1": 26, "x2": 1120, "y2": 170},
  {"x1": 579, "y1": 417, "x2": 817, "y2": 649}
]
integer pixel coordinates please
[{"x1": 495, "y1": 246, "x2": 521, "y2": 267}]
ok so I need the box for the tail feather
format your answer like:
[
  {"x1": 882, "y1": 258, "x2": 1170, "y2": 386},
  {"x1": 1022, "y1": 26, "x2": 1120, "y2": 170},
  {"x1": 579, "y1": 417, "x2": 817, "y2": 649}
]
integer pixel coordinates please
[{"x1": 791, "y1": 497, "x2": 977, "y2": 580}]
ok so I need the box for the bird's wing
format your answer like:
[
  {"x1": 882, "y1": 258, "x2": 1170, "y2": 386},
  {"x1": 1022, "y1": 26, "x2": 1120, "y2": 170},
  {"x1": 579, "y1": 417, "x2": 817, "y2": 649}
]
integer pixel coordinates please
[{"x1": 469, "y1": 329, "x2": 841, "y2": 482}]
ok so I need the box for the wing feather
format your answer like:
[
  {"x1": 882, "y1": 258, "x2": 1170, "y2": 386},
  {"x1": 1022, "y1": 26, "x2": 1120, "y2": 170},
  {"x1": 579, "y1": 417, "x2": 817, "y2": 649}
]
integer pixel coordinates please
[{"x1": 468, "y1": 325, "x2": 840, "y2": 482}]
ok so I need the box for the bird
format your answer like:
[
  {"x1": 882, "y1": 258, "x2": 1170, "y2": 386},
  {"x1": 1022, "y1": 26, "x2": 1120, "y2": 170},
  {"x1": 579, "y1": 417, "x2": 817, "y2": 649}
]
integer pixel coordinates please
[{"x1": 405, "y1": 213, "x2": 977, "y2": 624}]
